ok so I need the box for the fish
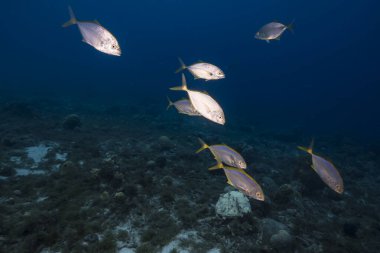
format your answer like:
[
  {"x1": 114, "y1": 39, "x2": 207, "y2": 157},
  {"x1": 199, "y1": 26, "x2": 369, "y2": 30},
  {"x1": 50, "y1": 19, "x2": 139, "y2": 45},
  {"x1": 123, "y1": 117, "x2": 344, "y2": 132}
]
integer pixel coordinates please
[
  {"x1": 175, "y1": 58, "x2": 225, "y2": 81},
  {"x1": 167, "y1": 97, "x2": 201, "y2": 116},
  {"x1": 63, "y1": 6, "x2": 121, "y2": 56},
  {"x1": 217, "y1": 163, "x2": 264, "y2": 201},
  {"x1": 196, "y1": 138, "x2": 247, "y2": 169},
  {"x1": 255, "y1": 21, "x2": 294, "y2": 43},
  {"x1": 298, "y1": 140, "x2": 344, "y2": 194},
  {"x1": 170, "y1": 74, "x2": 225, "y2": 125}
]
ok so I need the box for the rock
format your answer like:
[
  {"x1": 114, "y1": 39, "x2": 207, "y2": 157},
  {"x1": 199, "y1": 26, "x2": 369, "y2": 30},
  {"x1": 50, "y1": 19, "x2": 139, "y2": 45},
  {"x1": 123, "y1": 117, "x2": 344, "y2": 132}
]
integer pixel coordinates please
[
  {"x1": 114, "y1": 192, "x2": 126, "y2": 200},
  {"x1": 63, "y1": 114, "x2": 81, "y2": 130},
  {"x1": 273, "y1": 184, "x2": 294, "y2": 204},
  {"x1": 158, "y1": 136, "x2": 174, "y2": 150},
  {"x1": 146, "y1": 160, "x2": 155, "y2": 168},
  {"x1": 215, "y1": 191, "x2": 251, "y2": 217},
  {"x1": 13, "y1": 190, "x2": 22, "y2": 196},
  {"x1": 270, "y1": 229, "x2": 293, "y2": 249},
  {"x1": 261, "y1": 218, "x2": 287, "y2": 242},
  {"x1": 84, "y1": 233, "x2": 99, "y2": 243}
]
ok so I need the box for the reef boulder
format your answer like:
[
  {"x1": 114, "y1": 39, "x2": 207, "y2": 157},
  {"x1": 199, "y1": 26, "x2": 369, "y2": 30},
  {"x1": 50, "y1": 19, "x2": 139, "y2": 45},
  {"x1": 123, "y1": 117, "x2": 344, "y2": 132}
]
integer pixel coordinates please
[
  {"x1": 215, "y1": 191, "x2": 251, "y2": 217},
  {"x1": 62, "y1": 114, "x2": 81, "y2": 130}
]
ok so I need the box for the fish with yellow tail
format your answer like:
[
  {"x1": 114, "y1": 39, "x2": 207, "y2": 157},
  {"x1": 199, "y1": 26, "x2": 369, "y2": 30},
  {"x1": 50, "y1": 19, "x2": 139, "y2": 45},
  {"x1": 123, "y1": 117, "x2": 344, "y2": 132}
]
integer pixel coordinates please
[
  {"x1": 170, "y1": 74, "x2": 225, "y2": 125},
  {"x1": 214, "y1": 162, "x2": 264, "y2": 201},
  {"x1": 63, "y1": 6, "x2": 121, "y2": 56},
  {"x1": 196, "y1": 138, "x2": 246, "y2": 169},
  {"x1": 298, "y1": 140, "x2": 344, "y2": 194}
]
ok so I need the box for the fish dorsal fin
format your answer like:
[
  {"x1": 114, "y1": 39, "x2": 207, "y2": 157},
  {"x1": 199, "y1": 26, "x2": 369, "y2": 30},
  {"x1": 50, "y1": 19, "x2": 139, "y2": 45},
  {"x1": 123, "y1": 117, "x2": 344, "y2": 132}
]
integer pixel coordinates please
[
  {"x1": 199, "y1": 90, "x2": 209, "y2": 95},
  {"x1": 94, "y1": 19, "x2": 101, "y2": 25},
  {"x1": 197, "y1": 60, "x2": 205, "y2": 63}
]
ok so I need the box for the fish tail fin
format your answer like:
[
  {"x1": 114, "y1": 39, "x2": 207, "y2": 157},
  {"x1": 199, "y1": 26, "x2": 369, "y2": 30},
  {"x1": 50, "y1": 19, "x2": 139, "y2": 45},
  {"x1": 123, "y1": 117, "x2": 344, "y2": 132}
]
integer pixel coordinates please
[
  {"x1": 175, "y1": 57, "x2": 187, "y2": 73},
  {"x1": 63, "y1": 6, "x2": 77, "y2": 27},
  {"x1": 287, "y1": 19, "x2": 295, "y2": 34},
  {"x1": 208, "y1": 161, "x2": 224, "y2": 171},
  {"x1": 169, "y1": 74, "x2": 188, "y2": 91},
  {"x1": 166, "y1": 97, "x2": 174, "y2": 110},
  {"x1": 196, "y1": 138, "x2": 209, "y2": 153},
  {"x1": 298, "y1": 138, "x2": 314, "y2": 154}
]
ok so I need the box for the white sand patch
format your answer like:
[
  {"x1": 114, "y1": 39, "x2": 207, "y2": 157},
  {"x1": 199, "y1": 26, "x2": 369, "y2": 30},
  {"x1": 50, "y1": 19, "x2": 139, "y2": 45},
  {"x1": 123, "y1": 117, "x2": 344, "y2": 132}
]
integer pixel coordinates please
[
  {"x1": 55, "y1": 152, "x2": 67, "y2": 161},
  {"x1": 16, "y1": 168, "x2": 46, "y2": 176},
  {"x1": 52, "y1": 164, "x2": 61, "y2": 172},
  {"x1": 26, "y1": 144, "x2": 51, "y2": 164},
  {"x1": 160, "y1": 231, "x2": 201, "y2": 253},
  {"x1": 118, "y1": 248, "x2": 135, "y2": 253},
  {"x1": 10, "y1": 156, "x2": 22, "y2": 164},
  {"x1": 37, "y1": 196, "x2": 48, "y2": 202},
  {"x1": 207, "y1": 248, "x2": 221, "y2": 253},
  {"x1": 114, "y1": 220, "x2": 141, "y2": 250}
]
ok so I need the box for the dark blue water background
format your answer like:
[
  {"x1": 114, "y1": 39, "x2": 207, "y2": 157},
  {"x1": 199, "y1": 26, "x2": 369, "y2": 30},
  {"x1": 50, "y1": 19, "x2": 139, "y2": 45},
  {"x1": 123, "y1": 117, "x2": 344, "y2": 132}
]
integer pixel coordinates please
[{"x1": 0, "y1": 0, "x2": 379, "y2": 140}]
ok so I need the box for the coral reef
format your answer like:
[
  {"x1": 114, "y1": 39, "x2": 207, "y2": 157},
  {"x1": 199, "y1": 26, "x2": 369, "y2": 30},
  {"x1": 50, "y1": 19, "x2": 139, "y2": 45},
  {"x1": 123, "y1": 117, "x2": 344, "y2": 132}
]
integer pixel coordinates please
[
  {"x1": 0, "y1": 99, "x2": 379, "y2": 253},
  {"x1": 215, "y1": 191, "x2": 252, "y2": 218}
]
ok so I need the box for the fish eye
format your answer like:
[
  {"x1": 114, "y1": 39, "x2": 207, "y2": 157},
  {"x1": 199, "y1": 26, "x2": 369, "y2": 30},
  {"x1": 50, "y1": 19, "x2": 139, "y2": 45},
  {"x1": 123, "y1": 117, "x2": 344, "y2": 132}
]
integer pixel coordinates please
[
  {"x1": 112, "y1": 44, "x2": 117, "y2": 49},
  {"x1": 256, "y1": 192, "x2": 262, "y2": 199}
]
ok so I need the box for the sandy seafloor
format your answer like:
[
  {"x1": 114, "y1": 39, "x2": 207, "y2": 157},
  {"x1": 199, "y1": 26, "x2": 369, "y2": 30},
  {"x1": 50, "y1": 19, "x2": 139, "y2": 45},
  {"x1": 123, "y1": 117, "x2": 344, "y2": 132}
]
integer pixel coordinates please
[{"x1": 0, "y1": 97, "x2": 379, "y2": 253}]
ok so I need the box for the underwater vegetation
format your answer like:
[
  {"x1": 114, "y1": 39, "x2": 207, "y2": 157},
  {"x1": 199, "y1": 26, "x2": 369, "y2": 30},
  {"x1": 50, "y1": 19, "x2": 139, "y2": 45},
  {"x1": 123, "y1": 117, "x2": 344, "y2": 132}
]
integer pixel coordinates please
[{"x1": 0, "y1": 100, "x2": 379, "y2": 252}]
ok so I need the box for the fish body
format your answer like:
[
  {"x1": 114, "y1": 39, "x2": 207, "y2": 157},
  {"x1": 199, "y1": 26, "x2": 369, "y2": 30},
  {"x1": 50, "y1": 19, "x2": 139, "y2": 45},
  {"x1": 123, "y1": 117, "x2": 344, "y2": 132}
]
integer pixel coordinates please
[
  {"x1": 170, "y1": 74, "x2": 225, "y2": 125},
  {"x1": 298, "y1": 142, "x2": 344, "y2": 194},
  {"x1": 196, "y1": 138, "x2": 246, "y2": 169},
  {"x1": 167, "y1": 97, "x2": 201, "y2": 116},
  {"x1": 311, "y1": 154, "x2": 344, "y2": 194},
  {"x1": 63, "y1": 6, "x2": 121, "y2": 56},
  {"x1": 176, "y1": 58, "x2": 225, "y2": 81},
  {"x1": 223, "y1": 167, "x2": 264, "y2": 201},
  {"x1": 255, "y1": 21, "x2": 293, "y2": 42}
]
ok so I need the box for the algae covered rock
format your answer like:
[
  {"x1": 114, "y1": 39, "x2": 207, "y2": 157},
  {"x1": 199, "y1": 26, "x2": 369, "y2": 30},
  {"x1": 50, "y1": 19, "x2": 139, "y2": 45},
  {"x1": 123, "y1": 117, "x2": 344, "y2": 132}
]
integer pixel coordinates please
[
  {"x1": 63, "y1": 114, "x2": 81, "y2": 130},
  {"x1": 215, "y1": 191, "x2": 251, "y2": 217},
  {"x1": 270, "y1": 229, "x2": 293, "y2": 249}
]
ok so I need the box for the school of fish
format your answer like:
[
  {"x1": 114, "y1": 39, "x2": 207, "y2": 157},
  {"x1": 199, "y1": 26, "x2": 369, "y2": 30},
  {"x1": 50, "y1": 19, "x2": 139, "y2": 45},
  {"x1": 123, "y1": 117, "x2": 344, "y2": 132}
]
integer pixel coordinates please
[{"x1": 62, "y1": 6, "x2": 345, "y2": 206}]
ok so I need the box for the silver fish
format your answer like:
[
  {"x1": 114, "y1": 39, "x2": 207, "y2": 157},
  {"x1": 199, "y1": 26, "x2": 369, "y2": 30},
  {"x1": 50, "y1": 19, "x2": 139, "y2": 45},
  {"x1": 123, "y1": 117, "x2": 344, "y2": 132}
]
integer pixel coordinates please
[
  {"x1": 196, "y1": 138, "x2": 246, "y2": 169},
  {"x1": 170, "y1": 74, "x2": 225, "y2": 125},
  {"x1": 176, "y1": 58, "x2": 225, "y2": 81},
  {"x1": 298, "y1": 142, "x2": 344, "y2": 194},
  {"x1": 222, "y1": 166, "x2": 264, "y2": 201},
  {"x1": 63, "y1": 6, "x2": 121, "y2": 56},
  {"x1": 167, "y1": 97, "x2": 201, "y2": 116},
  {"x1": 255, "y1": 21, "x2": 294, "y2": 43}
]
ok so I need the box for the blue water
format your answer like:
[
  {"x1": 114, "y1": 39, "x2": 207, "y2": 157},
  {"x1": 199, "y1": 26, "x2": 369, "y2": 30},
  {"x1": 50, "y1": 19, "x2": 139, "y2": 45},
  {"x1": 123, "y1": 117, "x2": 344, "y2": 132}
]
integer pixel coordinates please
[
  {"x1": 1, "y1": 1, "x2": 380, "y2": 252},
  {"x1": 1, "y1": 0, "x2": 379, "y2": 139}
]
